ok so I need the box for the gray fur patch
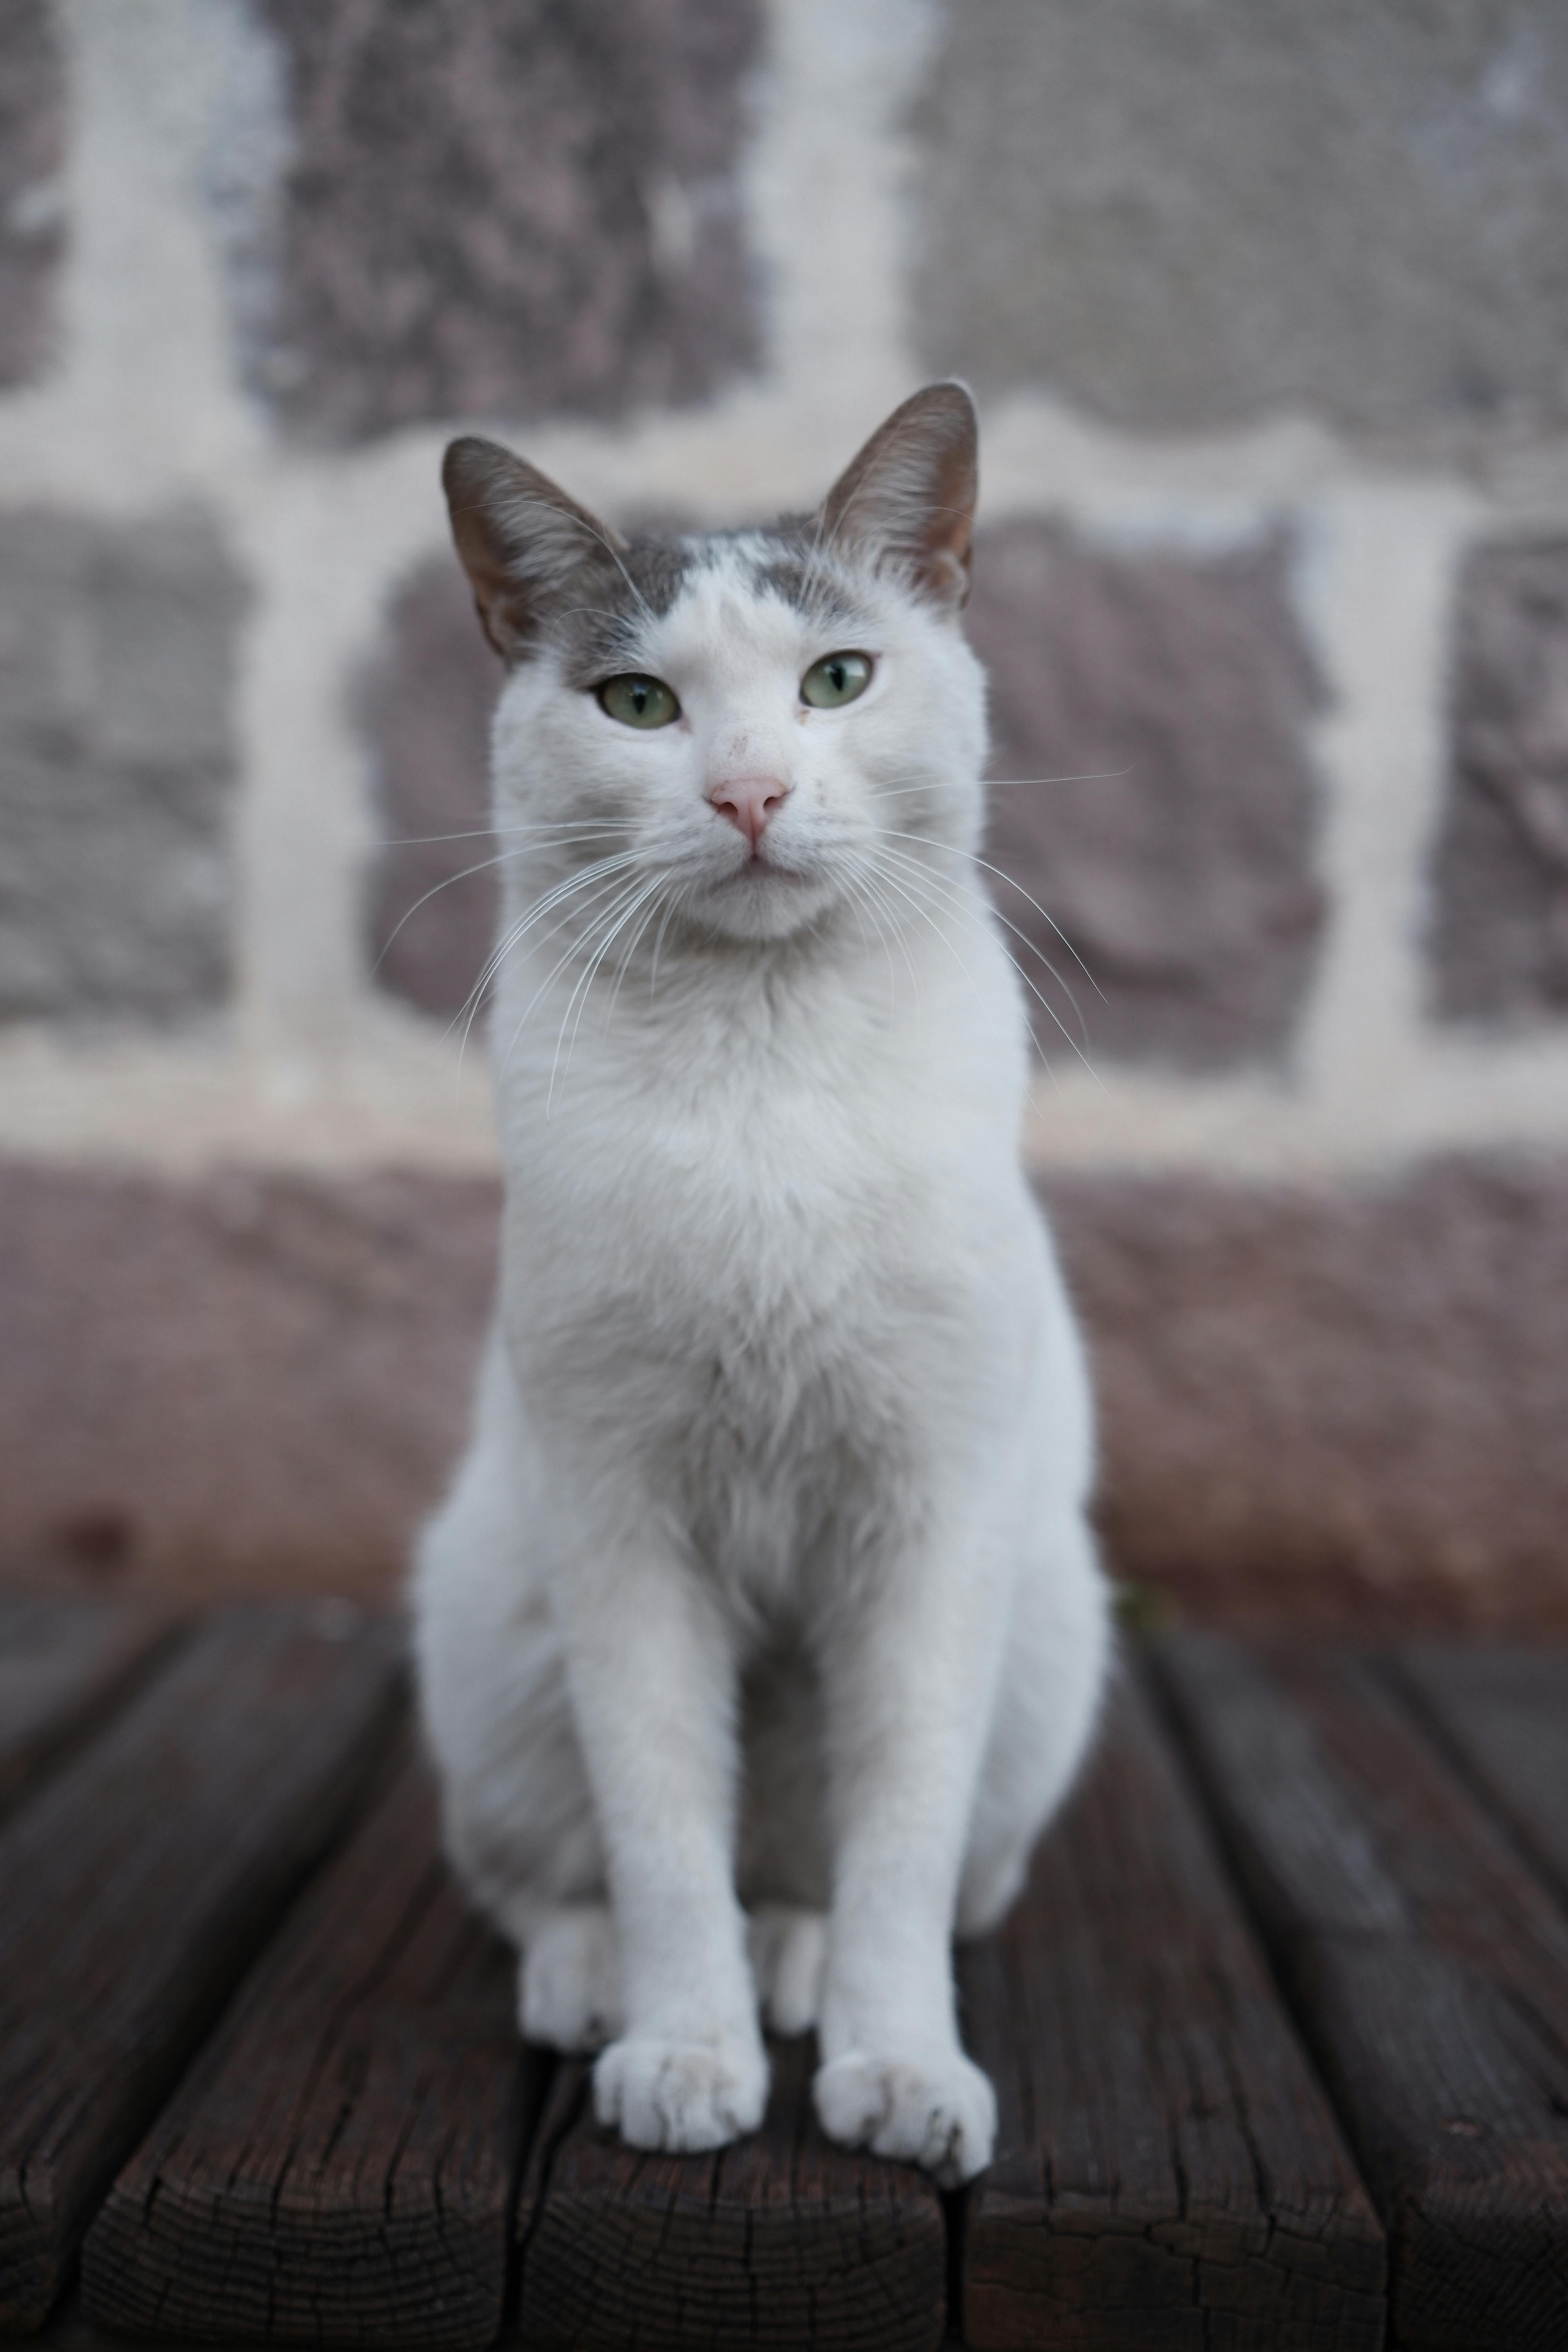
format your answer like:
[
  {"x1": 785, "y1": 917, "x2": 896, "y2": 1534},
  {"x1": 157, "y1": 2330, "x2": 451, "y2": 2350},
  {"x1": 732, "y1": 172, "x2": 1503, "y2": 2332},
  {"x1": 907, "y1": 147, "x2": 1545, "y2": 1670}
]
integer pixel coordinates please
[
  {"x1": 541, "y1": 515, "x2": 867, "y2": 688},
  {"x1": 547, "y1": 534, "x2": 697, "y2": 687}
]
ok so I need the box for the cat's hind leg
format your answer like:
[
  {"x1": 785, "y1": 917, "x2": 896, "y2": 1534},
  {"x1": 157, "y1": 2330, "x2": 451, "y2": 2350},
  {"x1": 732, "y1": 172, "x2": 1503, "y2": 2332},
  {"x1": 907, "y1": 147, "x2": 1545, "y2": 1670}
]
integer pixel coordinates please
[
  {"x1": 510, "y1": 1901, "x2": 624, "y2": 2052},
  {"x1": 413, "y1": 1333, "x2": 615, "y2": 2045},
  {"x1": 739, "y1": 1648, "x2": 829, "y2": 2038},
  {"x1": 956, "y1": 1504, "x2": 1109, "y2": 1939},
  {"x1": 747, "y1": 1905, "x2": 827, "y2": 2037}
]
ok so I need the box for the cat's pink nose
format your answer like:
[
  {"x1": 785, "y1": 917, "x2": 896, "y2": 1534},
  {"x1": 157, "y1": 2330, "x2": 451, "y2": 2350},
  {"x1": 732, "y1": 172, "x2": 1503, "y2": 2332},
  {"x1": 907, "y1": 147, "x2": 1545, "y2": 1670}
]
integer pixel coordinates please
[{"x1": 709, "y1": 776, "x2": 788, "y2": 851}]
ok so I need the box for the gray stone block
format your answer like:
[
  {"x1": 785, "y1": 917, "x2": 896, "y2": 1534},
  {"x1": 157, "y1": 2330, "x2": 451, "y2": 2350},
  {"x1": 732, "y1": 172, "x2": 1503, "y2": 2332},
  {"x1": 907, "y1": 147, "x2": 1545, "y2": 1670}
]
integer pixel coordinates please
[
  {"x1": 256, "y1": 0, "x2": 762, "y2": 441},
  {"x1": 912, "y1": 0, "x2": 1568, "y2": 437},
  {"x1": 360, "y1": 556, "x2": 501, "y2": 1020},
  {"x1": 0, "y1": 510, "x2": 247, "y2": 1022},
  {"x1": 0, "y1": 0, "x2": 65, "y2": 389},
  {"x1": 968, "y1": 522, "x2": 1324, "y2": 1072},
  {"x1": 1430, "y1": 538, "x2": 1568, "y2": 1024}
]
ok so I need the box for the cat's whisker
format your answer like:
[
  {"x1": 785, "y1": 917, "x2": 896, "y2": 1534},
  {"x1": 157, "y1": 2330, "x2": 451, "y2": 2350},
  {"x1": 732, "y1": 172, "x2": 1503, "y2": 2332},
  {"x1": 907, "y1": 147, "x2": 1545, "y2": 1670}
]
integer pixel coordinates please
[
  {"x1": 372, "y1": 842, "x2": 555, "y2": 974},
  {"x1": 875, "y1": 840, "x2": 1096, "y2": 1062},
  {"x1": 452, "y1": 853, "x2": 642, "y2": 1082},
  {"x1": 549, "y1": 877, "x2": 668, "y2": 1114},
  {"x1": 853, "y1": 864, "x2": 925, "y2": 1008},
  {"x1": 499, "y1": 875, "x2": 651, "y2": 1087},
  {"x1": 989, "y1": 768, "x2": 1131, "y2": 790},
  {"x1": 880, "y1": 828, "x2": 1105, "y2": 1002},
  {"x1": 860, "y1": 850, "x2": 1059, "y2": 1079},
  {"x1": 835, "y1": 869, "x2": 886, "y2": 987},
  {"x1": 601, "y1": 880, "x2": 672, "y2": 1036},
  {"x1": 856, "y1": 852, "x2": 1003, "y2": 1042},
  {"x1": 374, "y1": 819, "x2": 631, "y2": 848},
  {"x1": 835, "y1": 858, "x2": 899, "y2": 1006},
  {"x1": 868, "y1": 847, "x2": 1102, "y2": 1087},
  {"x1": 455, "y1": 851, "x2": 639, "y2": 1034},
  {"x1": 865, "y1": 767, "x2": 1131, "y2": 803},
  {"x1": 648, "y1": 883, "x2": 690, "y2": 998},
  {"x1": 842, "y1": 869, "x2": 904, "y2": 1017}
]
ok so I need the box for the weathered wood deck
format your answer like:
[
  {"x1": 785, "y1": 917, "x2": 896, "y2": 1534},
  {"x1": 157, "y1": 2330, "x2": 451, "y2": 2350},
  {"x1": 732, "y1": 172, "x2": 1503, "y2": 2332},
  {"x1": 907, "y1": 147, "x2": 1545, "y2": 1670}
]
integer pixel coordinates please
[{"x1": 1, "y1": 1596, "x2": 1564, "y2": 2350}]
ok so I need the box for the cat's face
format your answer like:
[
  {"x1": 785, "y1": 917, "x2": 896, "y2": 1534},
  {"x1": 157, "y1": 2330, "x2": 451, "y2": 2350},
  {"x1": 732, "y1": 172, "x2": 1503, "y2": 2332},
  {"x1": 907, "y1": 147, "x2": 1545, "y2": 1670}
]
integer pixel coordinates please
[
  {"x1": 446, "y1": 384, "x2": 985, "y2": 950},
  {"x1": 487, "y1": 525, "x2": 986, "y2": 945}
]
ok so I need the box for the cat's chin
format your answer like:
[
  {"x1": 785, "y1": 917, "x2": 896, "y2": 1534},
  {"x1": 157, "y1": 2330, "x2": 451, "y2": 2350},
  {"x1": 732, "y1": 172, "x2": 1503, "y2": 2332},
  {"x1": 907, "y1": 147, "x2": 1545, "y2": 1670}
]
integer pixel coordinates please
[{"x1": 690, "y1": 863, "x2": 837, "y2": 944}]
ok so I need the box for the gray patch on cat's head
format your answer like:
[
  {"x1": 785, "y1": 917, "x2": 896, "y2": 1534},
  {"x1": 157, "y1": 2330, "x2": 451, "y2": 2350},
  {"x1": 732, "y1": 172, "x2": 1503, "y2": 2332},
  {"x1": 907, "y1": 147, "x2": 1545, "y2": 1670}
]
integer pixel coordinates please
[
  {"x1": 546, "y1": 533, "x2": 699, "y2": 687},
  {"x1": 744, "y1": 515, "x2": 866, "y2": 634},
  {"x1": 541, "y1": 511, "x2": 867, "y2": 686}
]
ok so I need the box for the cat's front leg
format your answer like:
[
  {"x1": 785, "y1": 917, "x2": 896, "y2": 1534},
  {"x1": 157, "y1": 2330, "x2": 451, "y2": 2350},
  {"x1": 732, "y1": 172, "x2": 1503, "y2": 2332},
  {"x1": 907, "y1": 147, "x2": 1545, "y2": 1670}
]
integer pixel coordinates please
[
  {"x1": 813, "y1": 1534, "x2": 1009, "y2": 2187},
  {"x1": 551, "y1": 1534, "x2": 768, "y2": 2154}
]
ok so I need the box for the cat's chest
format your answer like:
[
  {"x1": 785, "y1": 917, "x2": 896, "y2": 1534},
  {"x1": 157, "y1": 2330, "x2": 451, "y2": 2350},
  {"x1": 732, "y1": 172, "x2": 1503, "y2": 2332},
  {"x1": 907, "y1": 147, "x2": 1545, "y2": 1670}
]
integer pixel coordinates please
[{"x1": 503, "y1": 1038, "x2": 987, "y2": 1406}]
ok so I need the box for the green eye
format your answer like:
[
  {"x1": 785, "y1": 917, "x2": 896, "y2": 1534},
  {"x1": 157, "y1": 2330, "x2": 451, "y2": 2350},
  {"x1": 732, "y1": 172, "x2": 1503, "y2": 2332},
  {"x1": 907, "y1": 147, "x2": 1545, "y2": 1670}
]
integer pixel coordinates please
[
  {"x1": 801, "y1": 651, "x2": 873, "y2": 709},
  {"x1": 597, "y1": 673, "x2": 680, "y2": 729}
]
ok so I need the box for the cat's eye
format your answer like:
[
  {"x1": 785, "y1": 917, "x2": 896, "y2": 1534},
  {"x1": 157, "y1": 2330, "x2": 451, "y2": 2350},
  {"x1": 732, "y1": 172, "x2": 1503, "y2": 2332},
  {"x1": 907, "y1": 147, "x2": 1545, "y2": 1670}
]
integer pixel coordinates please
[
  {"x1": 801, "y1": 651, "x2": 873, "y2": 709},
  {"x1": 597, "y1": 673, "x2": 681, "y2": 729}
]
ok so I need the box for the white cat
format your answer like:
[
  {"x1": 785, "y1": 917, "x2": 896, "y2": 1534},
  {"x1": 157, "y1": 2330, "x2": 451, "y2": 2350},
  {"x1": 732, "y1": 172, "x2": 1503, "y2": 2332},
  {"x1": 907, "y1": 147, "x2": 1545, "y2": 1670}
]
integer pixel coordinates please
[{"x1": 413, "y1": 384, "x2": 1108, "y2": 2187}]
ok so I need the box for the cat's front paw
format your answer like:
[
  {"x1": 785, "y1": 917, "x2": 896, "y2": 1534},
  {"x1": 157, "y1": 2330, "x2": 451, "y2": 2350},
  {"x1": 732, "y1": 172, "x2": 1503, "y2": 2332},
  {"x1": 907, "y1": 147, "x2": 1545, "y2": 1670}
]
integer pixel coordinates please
[
  {"x1": 813, "y1": 2046, "x2": 996, "y2": 2187},
  {"x1": 594, "y1": 2032, "x2": 769, "y2": 2154}
]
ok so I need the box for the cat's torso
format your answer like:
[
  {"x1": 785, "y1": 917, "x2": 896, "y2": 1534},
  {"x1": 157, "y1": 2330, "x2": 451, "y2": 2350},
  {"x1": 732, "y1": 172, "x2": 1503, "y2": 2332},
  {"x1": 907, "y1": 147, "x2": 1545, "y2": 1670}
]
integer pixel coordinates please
[{"x1": 489, "y1": 886, "x2": 1068, "y2": 1622}]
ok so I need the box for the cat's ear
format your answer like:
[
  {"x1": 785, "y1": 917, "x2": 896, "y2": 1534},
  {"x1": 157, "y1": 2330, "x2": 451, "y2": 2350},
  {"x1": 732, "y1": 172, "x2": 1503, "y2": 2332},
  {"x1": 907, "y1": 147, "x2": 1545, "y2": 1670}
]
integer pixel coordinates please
[
  {"x1": 817, "y1": 382, "x2": 978, "y2": 608},
  {"x1": 443, "y1": 437, "x2": 627, "y2": 661}
]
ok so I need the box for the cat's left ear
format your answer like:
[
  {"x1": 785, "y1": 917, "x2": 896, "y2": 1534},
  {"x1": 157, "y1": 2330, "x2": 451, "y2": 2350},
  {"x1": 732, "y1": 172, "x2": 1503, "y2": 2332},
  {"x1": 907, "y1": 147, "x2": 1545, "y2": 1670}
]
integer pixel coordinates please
[
  {"x1": 443, "y1": 436, "x2": 627, "y2": 661},
  {"x1": 817, "y1": 382, "x2": 978, "y2": 608}
]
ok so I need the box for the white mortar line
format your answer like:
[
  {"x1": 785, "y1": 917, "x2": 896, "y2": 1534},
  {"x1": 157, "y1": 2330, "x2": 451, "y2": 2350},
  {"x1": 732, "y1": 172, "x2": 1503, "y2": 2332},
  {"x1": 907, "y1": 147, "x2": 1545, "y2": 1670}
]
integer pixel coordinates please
[
  {"x1": 1292, "y1": 485, "x2": 1479, "y2": 1124},
  {"x1": 0, "y1": 0, "x2": 263, "y2": 505}
]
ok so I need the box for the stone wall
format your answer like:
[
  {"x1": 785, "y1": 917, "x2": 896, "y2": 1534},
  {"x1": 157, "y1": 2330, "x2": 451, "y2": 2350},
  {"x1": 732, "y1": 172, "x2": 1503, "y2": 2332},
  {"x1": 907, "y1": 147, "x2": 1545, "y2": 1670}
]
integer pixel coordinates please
[{"x1": 2, "y1": 0, "x2": 1566, "y2": 1624}]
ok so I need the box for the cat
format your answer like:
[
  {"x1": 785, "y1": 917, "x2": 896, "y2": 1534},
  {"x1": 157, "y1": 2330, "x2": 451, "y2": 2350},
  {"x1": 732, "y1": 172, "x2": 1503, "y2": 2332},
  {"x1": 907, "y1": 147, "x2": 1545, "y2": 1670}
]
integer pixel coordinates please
[{"x1": 412, "y1": 383, "x2": 1109, "y2": 2187}]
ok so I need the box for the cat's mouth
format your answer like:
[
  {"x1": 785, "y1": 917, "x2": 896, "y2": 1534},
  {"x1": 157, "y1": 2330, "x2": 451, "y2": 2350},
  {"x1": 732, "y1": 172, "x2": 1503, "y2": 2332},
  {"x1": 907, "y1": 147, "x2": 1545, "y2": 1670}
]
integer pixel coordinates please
[
  {"x1": 715, "y1": 849, "x2": 812, "y2": 888},
  {"x1": 692, "y1": 844, "x2": 837, "y2": 942}
]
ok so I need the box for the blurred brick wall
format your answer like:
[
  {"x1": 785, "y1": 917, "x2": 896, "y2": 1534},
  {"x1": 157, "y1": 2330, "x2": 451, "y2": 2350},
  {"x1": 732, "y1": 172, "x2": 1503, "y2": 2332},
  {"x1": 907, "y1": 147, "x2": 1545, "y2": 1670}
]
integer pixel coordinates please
[{"x1": 1, "y1": 0, "x2": 1566, "y2": 1624}]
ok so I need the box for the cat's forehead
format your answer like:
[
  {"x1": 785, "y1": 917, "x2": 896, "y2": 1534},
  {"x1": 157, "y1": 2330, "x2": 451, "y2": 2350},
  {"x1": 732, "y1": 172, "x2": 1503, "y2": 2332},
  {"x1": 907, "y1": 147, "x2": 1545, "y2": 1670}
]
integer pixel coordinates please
[{"x1": 552, "y1": 523, "x2": 867, "y2": 686}]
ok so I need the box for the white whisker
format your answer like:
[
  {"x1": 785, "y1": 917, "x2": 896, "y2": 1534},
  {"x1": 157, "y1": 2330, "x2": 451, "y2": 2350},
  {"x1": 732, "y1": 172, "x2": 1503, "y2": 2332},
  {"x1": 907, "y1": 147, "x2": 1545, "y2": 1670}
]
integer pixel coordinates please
[
  {"x1": 876, "y1": 840, "x2": 1095, "y2": 1058},
  {"x1": 499, "y1": 875, "x2": 649, "y2": 1087},
  {"x1": 867, "y1": 846, "x2": 1103, "y2": 1087},
  {"x1": 549, "y1": 877, "x2": 667, "y2": 1114},
  {"x1": 452, "y1": 853, "x2": 641, "y2": 1083},
  {"x1": 880, "y1": 827, "x2": 1105, "y2": 1001}
]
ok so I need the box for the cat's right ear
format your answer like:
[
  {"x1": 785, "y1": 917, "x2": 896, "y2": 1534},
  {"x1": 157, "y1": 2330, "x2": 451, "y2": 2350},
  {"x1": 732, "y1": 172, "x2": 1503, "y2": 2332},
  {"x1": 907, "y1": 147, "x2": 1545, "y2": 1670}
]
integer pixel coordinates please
[
  {"x1": 817, "y1": 382, "x2": 979, "y2": 608},
  {"x1": 442, "y1": 437, "x2": 626, "y2": 662}
]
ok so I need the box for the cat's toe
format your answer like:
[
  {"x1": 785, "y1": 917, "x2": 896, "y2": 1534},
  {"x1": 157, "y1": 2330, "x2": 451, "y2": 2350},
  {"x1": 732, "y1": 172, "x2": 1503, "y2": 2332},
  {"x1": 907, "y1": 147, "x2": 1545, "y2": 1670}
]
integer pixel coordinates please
[
  {"x1": 747, "y1": 1905, "x2": 827, "y2": 2037},
  {"x1": 594, "y1": 2033, "x2": 769, "y2": 2152},
  {"x1": 813, "y1": 2047, "x2": 996, "y2": 2187},
  {"x1": 520, "y1": 1905, "x2": 624, "y2": 2052}
]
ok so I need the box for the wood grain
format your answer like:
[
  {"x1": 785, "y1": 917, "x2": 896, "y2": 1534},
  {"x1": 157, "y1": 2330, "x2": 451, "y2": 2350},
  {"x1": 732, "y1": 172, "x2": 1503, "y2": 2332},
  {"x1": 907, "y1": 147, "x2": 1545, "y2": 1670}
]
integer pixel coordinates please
[
  {"x1": 0, "y1": 1596, "x2": 181, "y2": 1819},
  {"x1": 82, "y1": 1743, "x2": 547, "y2": 2348},
  {"x1": 1392, "y1": 1642, "x2": 1568, "y2": 1906},
  {"x1": 517, "y1": 2033, "x2": 947, "y2": 2351},
  {"x1": 1158, "y1": 1634, "x2": 1568, "y2": 2352},
  {"x1": 0, "y1": 1603, "x2": 402, "y2": 2333},
  {"x1": 961, "y1": 1672, "x2": 1385, "y2": 2351}
]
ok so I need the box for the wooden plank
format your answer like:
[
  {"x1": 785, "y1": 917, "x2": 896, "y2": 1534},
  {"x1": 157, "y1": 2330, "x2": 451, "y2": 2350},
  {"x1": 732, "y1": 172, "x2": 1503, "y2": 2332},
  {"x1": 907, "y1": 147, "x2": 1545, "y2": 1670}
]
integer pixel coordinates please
[
  {"x1": 517, "y1": 2034, "x2": 947, "y2": 2351},
  {"x1": 82, "y1": 1744, "x2": 547, "y2": 2350},
  {"x1": 960, "y1": 1672, "x2": 1385, "y2": 2351},
  {"x1": 0, "y1": 1602, "x2": 403, "y2": 2333},
  {"x1": 4, "y1": 2292, "x2": 154, "y2": 2348},
  {"x1": 1392, "y1": 1642, "x2": 1568, "y2": 1906},
  {"x1": 1158, "y1": 1635, "x2": 1568, "y2": 2352},
  {"x1": 0, "y1": 1596, "x2": 181, "y2": 1819}
]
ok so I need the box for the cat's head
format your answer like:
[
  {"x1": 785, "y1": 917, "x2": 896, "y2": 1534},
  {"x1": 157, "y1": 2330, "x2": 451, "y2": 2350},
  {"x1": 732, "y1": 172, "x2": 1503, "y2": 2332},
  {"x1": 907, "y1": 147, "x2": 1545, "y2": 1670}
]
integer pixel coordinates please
[{"x1": 443, "y1": 384, "x2": 987, "y2": 947}]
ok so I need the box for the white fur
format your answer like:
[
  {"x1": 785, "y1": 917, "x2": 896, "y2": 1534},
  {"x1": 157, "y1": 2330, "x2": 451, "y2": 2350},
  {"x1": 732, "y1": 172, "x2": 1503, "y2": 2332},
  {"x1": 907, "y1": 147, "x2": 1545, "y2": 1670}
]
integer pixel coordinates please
[{"x1": 414, "y1": 433, "x2": 1109, "y2": 2187}]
